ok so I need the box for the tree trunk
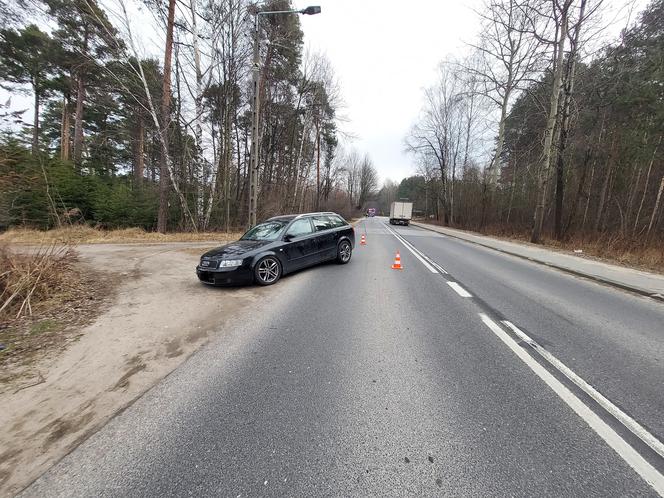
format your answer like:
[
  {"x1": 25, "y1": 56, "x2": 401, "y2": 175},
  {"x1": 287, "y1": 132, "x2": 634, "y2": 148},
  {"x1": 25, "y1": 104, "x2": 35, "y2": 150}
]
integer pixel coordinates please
[
  {"x1": 157, "y1": 0, "x2": 177, "y2": 234},
  {"x1": 581, "y1": 159, "x2": 595, "y2": 232},
  {"x1": 633, "y1": 134, "x2": 661, "y2": 235},
  {"x1": 491, "y1": 87, "x2": 511, "y2": 184},
  {"x1": 531, "y1": 3, "x2": 570, "y2": 243},
  {"x1": 32, "y1": 83, "x2": 40, "y2": 155},
  {"x1": 133, "y1": 117, "x2": 145, "y2": 186},
  {"x1": 73, "y1": 72, "x2": 85, "y2": 166},
  {"x1": 506, "y1": 157, "x2": 518, "y2": 224},
  {"x1": 594, "y1": 137, "x2": 615, "y2": 232},
  {"x1": 554, "y1": 0, "x2": 586, "y2": 240},
  {"x1": 564, "y1": 147, "x2": 591, "y2": 236},
  {"x1": 60, "y1": 94, "x2": 71, "y2": 161},
  {"x1": 646, "y1": 176, "x2": 664, "y2": 238},
  {"x1": 190, "y1": 0, "x2": 204, "y2": 224}
]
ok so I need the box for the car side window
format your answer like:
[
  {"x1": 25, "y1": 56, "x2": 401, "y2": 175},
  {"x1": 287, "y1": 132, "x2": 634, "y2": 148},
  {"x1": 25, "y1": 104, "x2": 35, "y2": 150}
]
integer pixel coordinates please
[
  {"x1": 286, "y1": 218, "x2": 314, "y2": 238},
  {"x1": 312, "y1": 216, "x2": 334, "y2": 232},
  {"x1": 329, "y1": 215, "x2": 347, "y2": 228}
]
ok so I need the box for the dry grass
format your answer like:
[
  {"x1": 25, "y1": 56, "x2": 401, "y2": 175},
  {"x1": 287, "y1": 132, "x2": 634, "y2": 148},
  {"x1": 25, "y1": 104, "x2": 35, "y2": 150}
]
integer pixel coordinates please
[
  {"x1": 0, "y1": 243, "x2": 116, "y2": 382},
  {"x1": 414, "y1": 219, "x2": 664, "y2": 273},
  {"x1": 540, "y1": 234, "x2": 664, "y2": 273},
  {"x1": 472, "y1": 224, "x2": 664, "y2": 274},
  {"x1": 0, "y1": 244, "x2": 78, "y2": 320},
  {"x1": 0, "y1": 226, "x2": 243, "y2": 245}
]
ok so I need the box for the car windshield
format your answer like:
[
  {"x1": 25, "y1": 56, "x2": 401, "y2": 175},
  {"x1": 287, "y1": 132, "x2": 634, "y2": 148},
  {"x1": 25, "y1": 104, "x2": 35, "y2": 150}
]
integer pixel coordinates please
[{"x1": 240, "y1": 221, "x2": 287, "y2": 241}]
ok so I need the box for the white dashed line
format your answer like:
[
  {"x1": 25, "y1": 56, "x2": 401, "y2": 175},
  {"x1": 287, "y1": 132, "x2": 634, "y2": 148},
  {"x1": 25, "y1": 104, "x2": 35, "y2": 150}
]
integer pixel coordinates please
[
  {"x1": 502, "y1": 320, "x2": 664, "y2": 460},
  {"x1": 447, "y1": 282, "x2": 472, "y2": 297},
  {"x1": 479, "y1": 314, "x2": 664, "y2": 496}
]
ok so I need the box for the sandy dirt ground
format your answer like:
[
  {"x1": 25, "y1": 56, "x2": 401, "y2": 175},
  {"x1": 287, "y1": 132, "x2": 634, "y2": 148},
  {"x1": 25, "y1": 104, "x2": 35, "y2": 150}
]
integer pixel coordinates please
[{"x1": 0, "y1": 242, "x2": 266, "y2": 496}]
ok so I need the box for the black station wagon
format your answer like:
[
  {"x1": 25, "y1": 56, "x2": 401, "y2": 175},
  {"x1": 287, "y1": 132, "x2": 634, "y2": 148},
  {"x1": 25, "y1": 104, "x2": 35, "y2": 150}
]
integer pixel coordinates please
[{"x1": 196, "y1": 212, "x2": 355, "y2": 286}]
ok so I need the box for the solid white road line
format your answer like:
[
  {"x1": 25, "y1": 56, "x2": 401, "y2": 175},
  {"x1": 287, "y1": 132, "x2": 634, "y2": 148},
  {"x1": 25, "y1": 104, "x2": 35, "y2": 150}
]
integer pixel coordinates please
[
  {"x1": 479, "y1": 313, "x2": 664, "y2": 496},
  {"x1": 384, "y1": 225, "x2": 437, "y2": 273},
  {"x1": 385, "y1": 225, "x2": 450, "y2": 274},
  {"x1": 447, "y1": 282, "x2": 472, "y2": 298},
  {"x1": 502, "y1": 320, "x2": 664, "y2": 460},
  {"x1": 429, "y1": 260, "x2": 448, "y2": 274}
]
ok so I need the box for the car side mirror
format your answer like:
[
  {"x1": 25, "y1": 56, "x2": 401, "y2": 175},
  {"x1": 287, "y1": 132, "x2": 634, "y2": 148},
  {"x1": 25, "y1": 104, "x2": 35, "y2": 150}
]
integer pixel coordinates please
[{"x1": 283, "y1": 233, "x2": 294, "y2": 242}]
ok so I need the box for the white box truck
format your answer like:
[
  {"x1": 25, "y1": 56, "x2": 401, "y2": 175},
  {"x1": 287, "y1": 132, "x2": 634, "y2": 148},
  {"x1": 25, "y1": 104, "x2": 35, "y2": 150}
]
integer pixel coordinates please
[{"x1": 389, "y1": 201, "x2": 413, "y2": 226}]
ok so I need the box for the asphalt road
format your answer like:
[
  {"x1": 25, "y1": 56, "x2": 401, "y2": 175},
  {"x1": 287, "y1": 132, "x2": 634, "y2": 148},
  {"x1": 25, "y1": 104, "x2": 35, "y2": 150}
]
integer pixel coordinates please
[{"x1": 23, "y1": 217, "x2": 664, "y2": 497}]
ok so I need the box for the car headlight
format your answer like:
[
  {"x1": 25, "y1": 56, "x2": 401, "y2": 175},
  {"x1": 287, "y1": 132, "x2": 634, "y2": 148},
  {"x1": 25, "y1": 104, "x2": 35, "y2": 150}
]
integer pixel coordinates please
[{"x1": 218, "y1": 259, "x2": 243, "y2": 268}]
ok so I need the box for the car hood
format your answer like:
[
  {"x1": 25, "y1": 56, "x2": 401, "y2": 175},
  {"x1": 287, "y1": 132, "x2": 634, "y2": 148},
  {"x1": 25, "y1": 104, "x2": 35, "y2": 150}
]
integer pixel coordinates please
[{"x1": 202, "y1": 239, "x2": 272, "y2": 259}]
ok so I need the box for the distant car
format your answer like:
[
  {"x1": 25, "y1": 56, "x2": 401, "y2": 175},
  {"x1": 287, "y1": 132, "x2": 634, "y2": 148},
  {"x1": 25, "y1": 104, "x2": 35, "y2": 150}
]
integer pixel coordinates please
[
  {"x1": 367, "y1": 208, "x2": 376, "y2": 217},
  {"x1": 196, "y1": 212, "x2": 355, "y2": 286}
]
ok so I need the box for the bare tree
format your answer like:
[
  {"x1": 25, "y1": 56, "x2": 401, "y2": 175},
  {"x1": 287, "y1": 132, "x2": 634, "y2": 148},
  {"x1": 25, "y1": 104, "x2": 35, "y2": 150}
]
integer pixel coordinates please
[
  {"x1": 531, "y1": 0, "x2": 574, "y2": 243},
  {"x1": 465, "y1": 0, "x2": 543, "y2": 183},
  {"x1": 358, "y1": 154, "x2": 378, "y2": 209},
  {"x1": 102, "y1": 0, "x2": 197, "y2": 230},
  {"x1": 405, "y1": 64, "x2": 467, "y2": 224}
]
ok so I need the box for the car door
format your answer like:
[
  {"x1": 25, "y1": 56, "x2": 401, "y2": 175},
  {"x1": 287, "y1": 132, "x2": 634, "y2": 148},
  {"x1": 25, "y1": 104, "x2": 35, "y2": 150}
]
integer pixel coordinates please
[
  {"x1": 281, "y1": 218, "x2": 318, "y2": 270},
  {"x1": 311, "y1": 216, "x2": 337, "y2": 261}
]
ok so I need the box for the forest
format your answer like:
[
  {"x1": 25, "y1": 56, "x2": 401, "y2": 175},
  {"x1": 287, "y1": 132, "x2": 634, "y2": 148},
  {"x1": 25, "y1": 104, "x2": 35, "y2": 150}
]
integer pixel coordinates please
[
  {"x1": 0, "y1": 0, "x2": 379, "y2": 232},
  {"x1": 0, "y1": 0, "x2": 663, "y2": 266},
  {"x1": 392, "y1": 0, "x2": 664, "y2": 262}
]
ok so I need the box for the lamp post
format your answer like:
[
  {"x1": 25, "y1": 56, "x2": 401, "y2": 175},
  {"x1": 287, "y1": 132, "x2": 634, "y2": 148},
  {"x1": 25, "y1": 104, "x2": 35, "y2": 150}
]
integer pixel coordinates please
[{"x1": 247, "y1": 4, "x2": 321, "y2": 228}]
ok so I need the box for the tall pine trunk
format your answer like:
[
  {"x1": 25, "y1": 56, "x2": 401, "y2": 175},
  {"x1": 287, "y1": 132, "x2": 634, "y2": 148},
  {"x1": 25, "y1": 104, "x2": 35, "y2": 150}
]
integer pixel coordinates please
[
  {"x1": 73, "y1": 72, "x2": 85, "y2": 166},
  {"x1": 32, "y1": 85, "x2": 40, "y2": 155},
  {"x1": 60, "y1": 93, "x2": 71, "y2": 161},
  {"x1": 157, "y1": 0, "x2": 177, "y2": 233},
  {"x1": 133, "y1": 118, "x2": 145, "y2": 186}
]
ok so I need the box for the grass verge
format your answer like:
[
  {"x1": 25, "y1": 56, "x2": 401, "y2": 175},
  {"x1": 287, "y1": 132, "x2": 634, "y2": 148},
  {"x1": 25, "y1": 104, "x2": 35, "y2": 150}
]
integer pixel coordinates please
[
  {"x1": 419, "y1": 221, "x2": 664, "y2": 274},
  {"x1": 0, "y1": 244, "x2": 116, "y2": 387},
  {"x1": 0, "y1": 226, "x2": 243, "y2": 245}
]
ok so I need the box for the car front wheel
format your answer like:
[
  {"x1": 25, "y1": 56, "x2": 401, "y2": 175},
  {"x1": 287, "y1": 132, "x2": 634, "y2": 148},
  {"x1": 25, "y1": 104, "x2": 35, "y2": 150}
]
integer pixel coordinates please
[
  {"x1": 254, "y1": 256, "x2": 281, "y2": 285},
  {"x1": 337, "y1": 240, "x2": 352, "y2": 264}
]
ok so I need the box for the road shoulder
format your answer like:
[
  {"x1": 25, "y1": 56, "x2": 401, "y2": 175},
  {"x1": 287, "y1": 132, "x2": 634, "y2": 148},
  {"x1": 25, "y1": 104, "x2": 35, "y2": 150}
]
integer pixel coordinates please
[
  {"x1": 411, "y1": 221, "x2": 664, "y2": 301},
  {"x1": 0, "y1": 242, "x2": 263, "y2": 496}
]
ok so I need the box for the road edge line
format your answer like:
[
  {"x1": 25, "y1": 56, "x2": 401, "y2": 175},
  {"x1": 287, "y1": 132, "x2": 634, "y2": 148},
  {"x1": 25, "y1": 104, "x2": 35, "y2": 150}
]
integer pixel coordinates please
[
  {"x1": 384, "y1": 225, "x2": 437, "y2": 273},
  {"x1": 501, "y1": 320, "x2": 664, "y2": 459},
  {"x1": 447, "y1": 281, "x2": 472, "y2": 297},
  {"x1": 479, "y1": 313, "x2": 664, "y2": 496},
  {"x1": 411, "y1": 222, "x2": 664, "y2": 303}
]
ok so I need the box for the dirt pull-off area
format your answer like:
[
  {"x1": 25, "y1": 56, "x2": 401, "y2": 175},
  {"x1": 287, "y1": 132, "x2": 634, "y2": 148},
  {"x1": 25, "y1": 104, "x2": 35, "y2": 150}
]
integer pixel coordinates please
[{"x1": 0, "y1": 242, "x2": 265, "y2": 496}]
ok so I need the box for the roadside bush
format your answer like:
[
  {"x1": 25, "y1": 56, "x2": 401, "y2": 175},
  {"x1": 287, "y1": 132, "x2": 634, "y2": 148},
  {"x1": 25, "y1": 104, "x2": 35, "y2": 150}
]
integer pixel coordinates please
[{"x1": 0, "y1": 244, "x2": 78, "y2": 321}]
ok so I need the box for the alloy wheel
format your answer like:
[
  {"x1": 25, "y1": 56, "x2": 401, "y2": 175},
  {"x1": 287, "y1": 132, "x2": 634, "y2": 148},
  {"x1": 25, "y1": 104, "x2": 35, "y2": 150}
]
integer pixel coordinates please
[
  {"x1": 257, "y1": 257, "x2": 280, "y2": 284},
  {"x1": 339, "y1": 241, "x2": 351, "y2": 263}
]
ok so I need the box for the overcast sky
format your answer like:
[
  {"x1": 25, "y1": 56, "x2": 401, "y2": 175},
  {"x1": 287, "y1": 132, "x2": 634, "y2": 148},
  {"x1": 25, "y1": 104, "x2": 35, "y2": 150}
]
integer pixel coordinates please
[
  {"x1": 298, "y1": 0, "x2": 482, "y2": 184},
  {"x1": 2, "y1": 0, "x2": 644, "y2": 187}
]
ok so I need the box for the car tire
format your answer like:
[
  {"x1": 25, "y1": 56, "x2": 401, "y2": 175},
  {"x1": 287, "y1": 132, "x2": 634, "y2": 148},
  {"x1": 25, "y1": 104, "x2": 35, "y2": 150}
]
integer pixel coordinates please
[
  {"x1": 337, "y1": 240, "x2": 352, "y2": 264},
  {"x1": 254, "y1": 256, "x2": 282, "y2": 286}
]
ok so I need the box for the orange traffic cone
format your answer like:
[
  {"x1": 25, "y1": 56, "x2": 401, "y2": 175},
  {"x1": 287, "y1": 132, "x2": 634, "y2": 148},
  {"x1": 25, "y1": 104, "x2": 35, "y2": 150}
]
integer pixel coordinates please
[
  {"x1": 391, "y1": 251, "x2": 403, "y2": 270},
  {"x1": 360, "y1": 234, "x2": 366, "y2": 245}
]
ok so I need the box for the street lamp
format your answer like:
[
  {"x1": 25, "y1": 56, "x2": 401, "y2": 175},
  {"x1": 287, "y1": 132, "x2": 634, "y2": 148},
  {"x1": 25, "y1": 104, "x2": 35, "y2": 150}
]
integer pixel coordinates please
[{"x1": 247, "y1": 4, "x2": 321, "y2": 228}]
